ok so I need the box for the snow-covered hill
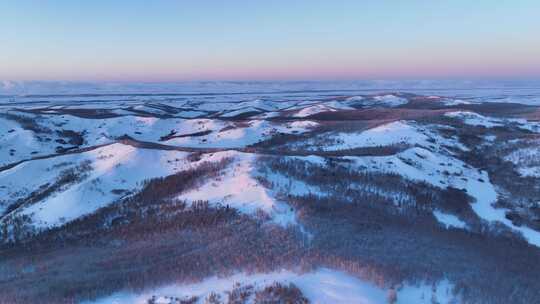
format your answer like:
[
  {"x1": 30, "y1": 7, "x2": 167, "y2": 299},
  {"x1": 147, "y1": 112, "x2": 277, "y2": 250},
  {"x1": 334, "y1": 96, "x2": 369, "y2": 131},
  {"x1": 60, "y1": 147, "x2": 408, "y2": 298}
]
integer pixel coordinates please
[{"x1": 1, "y1": 91, "x2": 540, "y2": 304}]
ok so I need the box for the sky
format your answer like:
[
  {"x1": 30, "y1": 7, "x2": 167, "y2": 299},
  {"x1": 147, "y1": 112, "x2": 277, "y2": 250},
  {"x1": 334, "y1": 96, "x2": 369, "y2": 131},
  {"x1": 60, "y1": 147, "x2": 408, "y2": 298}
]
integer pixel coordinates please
[{"x1": 1, "y1": 0, "x2": 539, "y2": 82}]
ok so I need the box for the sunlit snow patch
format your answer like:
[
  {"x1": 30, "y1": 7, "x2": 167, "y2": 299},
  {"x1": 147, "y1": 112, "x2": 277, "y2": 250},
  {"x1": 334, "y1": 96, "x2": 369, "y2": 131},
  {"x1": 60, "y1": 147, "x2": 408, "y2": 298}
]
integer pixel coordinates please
[{"x1": 180, "y1": 152, "x2": 297, "y2": 226}]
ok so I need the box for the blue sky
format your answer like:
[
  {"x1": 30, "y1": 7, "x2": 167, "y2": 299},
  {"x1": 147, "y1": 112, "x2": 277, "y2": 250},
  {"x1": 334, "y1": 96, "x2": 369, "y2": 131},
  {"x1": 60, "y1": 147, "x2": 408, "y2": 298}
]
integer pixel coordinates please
[{"x1": 1, "y1": 1, "x2": 539, "y2": 81}]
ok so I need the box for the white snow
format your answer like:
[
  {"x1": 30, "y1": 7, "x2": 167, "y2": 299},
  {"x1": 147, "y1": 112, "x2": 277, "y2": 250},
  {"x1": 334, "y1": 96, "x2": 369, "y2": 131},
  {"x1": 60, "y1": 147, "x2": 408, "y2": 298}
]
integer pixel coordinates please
[
  {"x1": 86, "y1": 268, "x2": 458, "y2": 304},
  {"x1": 297, "y1": 121, "x2": 465, "y2": 153},
  {"x1": 253, "y1": 111, "x2": 281, "y2": 119},
  {"x1": 442, "y1": 99, "x2": 471, "y2": 106},
  {"x1": 507, "y1": 117, "x2": 540, "y2": 133},
  {"x1": 445, "y1": 111, "x2": 504, "y2": 128},
  {"x1": 3, "y1": 86, "x2": 540, "y2": 267},
  {"x1": 180, "y1": 152, "x2": 296, "y2": 226},
  {"x1": 220, "y1": 106, "x2": 261, "y2": 117},
  {"x1": 288, "y1": 120, "x2": 318, "y2": 129},
  {"x1": 0, "y1": 143, "x2": 191, "y2": 229},
  {"x1": 345, "y1": 146, "x2": 540, "y2": 247},
  {"x1": 290, "y1": 100, "x2": 356, "y2": 117},
  {"x1": 17, "y1": 114, "x2": 315, "y2": 151},
  {"x1": 197, "y1": 99, "x2": 292, "y2": 113},
  {"x1": 433, "y1": 210, "x2": 467, "y2": 229},
  {"x1": 320, "y1": 100, "x2": 356, "y2": 110},
  {"x1": 324, "y1": 121, "x2": 428, "y2": 150},
  {"x1": 258, "y1": 170, "x2": 325, "y2": 198},
  {"x1": 0, "y1": 116, "x2": 58, "y2": 166},
  {"x1": 344, "y1": 94, "x2": 408, "y2": 107},
  {"x1": 232, "y1": 99, "x2": 292, "y2": 111},
  {"x1": 345, "y1": 96, "x2": 365, "y2": 102},
  {"x1": 291, "y1": 154, "x2": 328, "y2": 166},
  {"x1": 164, "y1": 120, "x2": 315, "y2": 149},
  {"x1": 293, "y1": 104, "x2": 338, "y2": 118},
  {"x1": 504, "y1": 145, "x2": 540, "y2": 177},
  {"x1": 445, "y1": 111, "x2": 540, "y2": 132},
  {"x1": 370, "y1": 94, "x2": 408, "y2": 107},
  {"x1": 41, "y1": 115, "x2": 223, "y2": 146}
]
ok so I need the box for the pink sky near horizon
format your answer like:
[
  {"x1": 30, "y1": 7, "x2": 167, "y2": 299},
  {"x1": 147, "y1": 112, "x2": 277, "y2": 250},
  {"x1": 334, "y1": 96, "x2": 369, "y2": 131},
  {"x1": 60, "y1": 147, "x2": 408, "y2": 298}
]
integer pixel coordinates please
[{"x1": 1, "y1": 1, "x2": 540, "y2": 82}]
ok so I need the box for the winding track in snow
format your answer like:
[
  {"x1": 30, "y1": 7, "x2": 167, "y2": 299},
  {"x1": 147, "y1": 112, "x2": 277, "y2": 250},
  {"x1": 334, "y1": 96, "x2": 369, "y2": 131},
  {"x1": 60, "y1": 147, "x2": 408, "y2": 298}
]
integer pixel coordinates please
[
  {"x1": 3, "y1": 134, "x2": 540, "y2": 248},
  {"x1": 0, "y1": 134, "x2": 406, "y2": 173}
]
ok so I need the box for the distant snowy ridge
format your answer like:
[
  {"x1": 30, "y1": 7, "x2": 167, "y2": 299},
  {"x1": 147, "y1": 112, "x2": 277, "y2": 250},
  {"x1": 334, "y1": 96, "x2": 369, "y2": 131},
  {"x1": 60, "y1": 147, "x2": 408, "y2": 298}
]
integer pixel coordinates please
[{"x1": 2, "y1": 80, "x2": 540, "y2": 105}]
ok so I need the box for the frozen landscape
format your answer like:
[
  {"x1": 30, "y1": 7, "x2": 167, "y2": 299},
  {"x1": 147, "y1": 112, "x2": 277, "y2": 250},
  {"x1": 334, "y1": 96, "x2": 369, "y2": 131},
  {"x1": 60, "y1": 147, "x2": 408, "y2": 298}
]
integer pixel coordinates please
[
  {"x1": 4, "y1": 0, "x2": 540, "y2": 301},
  {"x1": 0, "y1": 81, "x2": 539, "y2": 303}
]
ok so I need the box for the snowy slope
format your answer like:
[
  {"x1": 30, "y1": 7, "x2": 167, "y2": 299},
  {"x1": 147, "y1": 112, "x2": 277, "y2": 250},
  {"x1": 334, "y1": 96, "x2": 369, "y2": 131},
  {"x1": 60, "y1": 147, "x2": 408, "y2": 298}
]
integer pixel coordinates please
[
  {"x1": 504, "y1": 145, "x2": 540, "y2": 178},
  {"x1": 293, "y1": 104, "x2": 338, "y2": 118},
  {"x1": 295, "y1": 121, "x2": 465, "y2": 152},
  {"x1": 345, "y1": 146, "x2": 540, "y2": 247},
  {"x1": 369, "y1": 94, "x2": 409, "y2": 107},
  {"x1": 446, "y1": 111, "x2": 540, "y2": 132},
  {"x1": 343, "y1": 94, "x2": 408, "y2": 108},
  {"x1": 87, "y1": 268, "x2": 458, "y2": 304},
  {"x1": 321, "y1": 121, "x2": 427, "y2": 150},
  {"x1": 220, "y1": 107, "x2": 261, "y2": 117},
  {"x1": 0, "y1": 116, "x2": 58, "y2": 166},
  {"x1": 180, "y1": 152, "x2": 297, "y2": 226},
  {"x1": 434, "y1": 210, "x2": 467, "y2": 229},
  {"x1": 164, "y1": 120, "x2": 317, "y2": 148},
  {"x1": 445, "y1": 111, "x2": 504, "y2": 128},
  {"x1": 0, "y1": 143, "x2": 191, "y2": 230},
  {"x1": 25, "y1": 114, "x2": 318, "y2": 150}
]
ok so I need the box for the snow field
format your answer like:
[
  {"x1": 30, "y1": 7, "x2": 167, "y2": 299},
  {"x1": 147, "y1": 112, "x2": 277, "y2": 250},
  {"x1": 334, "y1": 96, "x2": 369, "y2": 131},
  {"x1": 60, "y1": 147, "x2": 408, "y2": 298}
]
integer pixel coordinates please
[{"x1": 87, "y1": 268, "x2": 458, "y2": 304}]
